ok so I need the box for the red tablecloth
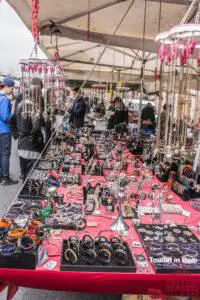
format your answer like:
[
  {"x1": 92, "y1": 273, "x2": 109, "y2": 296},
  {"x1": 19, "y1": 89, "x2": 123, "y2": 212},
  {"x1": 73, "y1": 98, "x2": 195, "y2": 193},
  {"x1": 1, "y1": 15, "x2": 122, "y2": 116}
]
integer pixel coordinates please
[{"x1": 1, "y1": 149, "x2": 200, "y2": 298}]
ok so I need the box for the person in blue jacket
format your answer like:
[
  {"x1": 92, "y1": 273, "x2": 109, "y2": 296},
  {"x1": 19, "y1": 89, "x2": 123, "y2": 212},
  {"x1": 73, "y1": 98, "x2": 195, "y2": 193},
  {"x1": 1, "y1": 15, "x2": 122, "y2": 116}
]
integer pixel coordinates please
[{"x1": 0, "y1": 78, "x2": 18, "y2": 185}]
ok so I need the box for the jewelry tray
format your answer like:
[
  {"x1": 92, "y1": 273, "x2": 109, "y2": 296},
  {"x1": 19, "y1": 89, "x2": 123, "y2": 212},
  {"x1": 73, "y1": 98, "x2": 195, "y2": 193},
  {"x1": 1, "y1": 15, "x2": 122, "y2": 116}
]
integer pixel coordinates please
[
  {"x1": 0, "y1": 249, "x2": 38, "y2": 270},
  {"x1": 18, "y1": 180, "x2": 45, "y2": 200},
  {"x1": 60, "y1": 240, "x2": 136, "y2": 273},
  {"x1": 45, "y1": 204, "x2": 85, "y2": 230},
  {"x1": 136, "y1": 224, "x2": 200, "y2": 274}
]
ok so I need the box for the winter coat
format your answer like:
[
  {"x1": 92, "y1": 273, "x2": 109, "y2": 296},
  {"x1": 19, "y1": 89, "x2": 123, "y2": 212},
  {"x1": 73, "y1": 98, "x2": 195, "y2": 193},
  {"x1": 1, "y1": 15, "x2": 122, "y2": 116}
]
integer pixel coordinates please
[
  {"x1": 16, "y1": 101, "x2": 45, "y2": 153},
  {"x1": 69, "y1": 98, "x2": 86, "y2": 128}
]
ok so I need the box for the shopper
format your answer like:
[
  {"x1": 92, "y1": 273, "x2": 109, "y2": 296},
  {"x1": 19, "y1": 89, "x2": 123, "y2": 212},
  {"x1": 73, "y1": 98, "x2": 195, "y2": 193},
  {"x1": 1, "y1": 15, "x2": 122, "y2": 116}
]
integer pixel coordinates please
[
  {"x1": 141, "y1": 102, "x2": 155, "y2": 131},
  {"x1": 107, "y1": 97, "x2": 128, "y2": 130},
  {"x1": 16, "y1": 85, "x2": 45, "y2": 181},
  {"x1": 69, "y1": 87, "x2": 86, "y2": 130},
  {"x1": 92, "y1": 97, "x2": 100, "y2": 113},
  {"x1": 160, "y1": 103, "x2": 171, "y2": 138},
  {"x1": 0, "y1": 78, "x2": 18, "y2": 185}
]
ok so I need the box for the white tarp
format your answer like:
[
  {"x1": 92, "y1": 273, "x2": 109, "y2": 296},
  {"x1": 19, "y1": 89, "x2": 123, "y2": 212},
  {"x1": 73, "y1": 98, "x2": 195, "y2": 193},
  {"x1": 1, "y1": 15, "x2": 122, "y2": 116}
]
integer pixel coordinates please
[{"x1": 6, "y1": 0, "x2": 188, "y2": 82}]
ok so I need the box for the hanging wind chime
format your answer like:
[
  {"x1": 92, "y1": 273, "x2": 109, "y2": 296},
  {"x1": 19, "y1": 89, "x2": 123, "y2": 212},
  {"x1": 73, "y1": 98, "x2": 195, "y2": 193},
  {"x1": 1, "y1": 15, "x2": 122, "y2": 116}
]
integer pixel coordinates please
[
  {"x1": 155, "y1": 0, "x2": 200, "y2": 153},
  {"x1": 20, "y1": 0, "x2": 61, "y2": 120}
]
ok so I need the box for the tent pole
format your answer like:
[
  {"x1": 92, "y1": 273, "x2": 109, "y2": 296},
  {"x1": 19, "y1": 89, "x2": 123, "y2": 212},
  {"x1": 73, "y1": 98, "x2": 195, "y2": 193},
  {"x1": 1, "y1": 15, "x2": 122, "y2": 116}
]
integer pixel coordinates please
[{"x1": 138, "y1": 0, "x2": 147, "y2": 133}]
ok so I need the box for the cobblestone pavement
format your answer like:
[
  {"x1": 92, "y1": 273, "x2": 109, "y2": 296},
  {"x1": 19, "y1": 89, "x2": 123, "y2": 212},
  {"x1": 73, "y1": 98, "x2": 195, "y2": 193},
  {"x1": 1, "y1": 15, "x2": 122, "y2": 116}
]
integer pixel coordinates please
[{"x1": 0, "y1": 139, "x2": 121, "y2": 300}]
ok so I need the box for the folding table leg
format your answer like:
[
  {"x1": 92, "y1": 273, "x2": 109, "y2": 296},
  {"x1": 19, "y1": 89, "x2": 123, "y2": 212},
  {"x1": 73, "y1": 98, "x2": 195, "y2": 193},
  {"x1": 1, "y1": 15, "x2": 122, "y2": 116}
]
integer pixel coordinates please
[
  {"x1": 0, "y1": 282, "x2": 8, "y2": 293},
  {"x1": 6, "y1": 285, "x2": 18, "y2": 300}
]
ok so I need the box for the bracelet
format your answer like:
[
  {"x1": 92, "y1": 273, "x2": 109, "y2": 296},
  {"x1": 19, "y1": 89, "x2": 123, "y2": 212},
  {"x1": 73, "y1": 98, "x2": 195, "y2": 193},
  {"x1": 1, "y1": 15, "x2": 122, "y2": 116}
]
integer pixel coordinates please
[
  {"x1": 64, "y1": 248, "x2": 78, "y2": 264},
  {"x1": 112, "y1": 242, "x2": 126, "y2": 251},
  {"x1": 75, "y1": 218, "x2": 87, "y2": 231},
  {"x1": 8, "y1": 228, "x2": 26, "y2": 239},
  {"x1": 27, "y1": 233, "x2": 40, "y2": 245},
  {"x1": 21, "y1": 236, "x2": 36, "y2": 253},
  {"x1": 82, "y1": 234, "x2": 94, "y2": 243},
  {"x1": 183, "y1": 230, "x2": 193, "y2": 237},
  {"x1": 81, "y1": 239, "x2": 94, "y2": 250},
  {"x1": 185, "y1": 249, "x2": 198, "y2": 258},
  {"x1": 166, "y1": 243, "x2": 179, "y2": 251},
  {"x1": 149, "y1": 242, "x2": 162, "y2": 251},
  {"x1": 98, "y1": 243, "x2": 113, "y2": 254},
  {"x1": 110, "y1": 236, "x2": 121, "y2": 244},
  {"x1": 1, "y1": 243, "x2": 17, "y2": 257},
  {"x1": 30, "y1": 220, "x2": 42, "y2": 229},
  {"x1": 68, "y1": 242, "x2": 80, "y2": 255},
  {"x1": 0, "y1": 227, "x2": 9, "y2": 239},
  {"x1": 82, "y1": 249, "x2": 96, "y2": 265},
  {"x1": 84, "y1": 200, "x2": 95, "y2": 215},
  {"x1": 98, "y1": 248, "x2": 111, "y2": 264},
  {"x1": 97, "y1": 236, "x2": 109, "y2": 244},
  {"x1": 149, "y1": 248, "x2": 163, "y2": 258},
  {"x1": 69, "y1": 235, "x2": 80, "y2": 245},
  {"x1": 0, "y1": 218, "x2": 12, "y2": 228},
  {"x1": 35, "y1": 227, "x2": 47, "y2": 241},
  {"x1": 114, "y1": 249, "x2": 128, "y2": 265}
]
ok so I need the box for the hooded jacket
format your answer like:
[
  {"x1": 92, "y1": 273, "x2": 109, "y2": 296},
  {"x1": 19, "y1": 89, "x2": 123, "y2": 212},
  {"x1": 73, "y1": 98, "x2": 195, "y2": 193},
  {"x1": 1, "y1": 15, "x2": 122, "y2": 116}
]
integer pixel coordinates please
[
  {"x1": 69, "y1": 98, "x2": 86, "y2": 128},
  {"x1": 0, "y1": 93, "x2": 12, "y2": 134}
]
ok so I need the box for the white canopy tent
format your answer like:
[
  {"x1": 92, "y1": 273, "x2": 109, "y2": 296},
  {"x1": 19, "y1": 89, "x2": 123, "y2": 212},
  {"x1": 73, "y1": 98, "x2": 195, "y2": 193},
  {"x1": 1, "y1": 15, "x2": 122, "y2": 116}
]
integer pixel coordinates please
[{"x1": 6, "y1": 0, "x2": 195, "y2": 83}]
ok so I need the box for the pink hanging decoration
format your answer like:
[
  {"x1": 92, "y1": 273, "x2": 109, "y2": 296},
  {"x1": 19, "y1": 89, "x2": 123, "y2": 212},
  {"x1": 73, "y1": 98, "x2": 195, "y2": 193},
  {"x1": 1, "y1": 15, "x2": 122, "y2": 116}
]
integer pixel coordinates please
[
  {"x1": 170, "y1": 43, "x2": 178, "y2": 60},
  {"x1": 185, "y1": 43, "x2": 191, "y2": 59},
  {"x1": 30, "y1": 66, "x2": 35, "y2": 73},
  {"x1": 183, "y1": 47, "x2": 188, "y2": 63},
  {"x1": 180, "y1": 49, "x2": 187, "y2": 65},
  {"x1": 50, "y1": 66, "x2": 55, "y2": 73},
  {"x1": 43, "y1": 66, "x2": 48, "y2": 74},
  {"x1": 34, "y1": 64, "x2": 38, "y2": 72},
  {"x1": 189, "y1": 38, "x2": 197, "y2": 55},
  {"x1": 159, "y1": 44, "x2": 168, "y2": 61},
  {"x1": 165, "y1": 54, "x2": 172, "y2": 65},
  {"x1": 38, "y1": 66, "x2": 43, "y2": 74}
]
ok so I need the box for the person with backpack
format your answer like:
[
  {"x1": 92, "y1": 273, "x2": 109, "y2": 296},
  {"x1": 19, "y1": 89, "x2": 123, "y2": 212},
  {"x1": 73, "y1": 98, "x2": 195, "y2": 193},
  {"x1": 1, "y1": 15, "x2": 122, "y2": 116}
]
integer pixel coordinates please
[
  {"x1": 16, "y1": 85, "x2": 45, "y2": 181},
  {"x1": 0, "y1": 78, "x2": 18, "y2": 185}
]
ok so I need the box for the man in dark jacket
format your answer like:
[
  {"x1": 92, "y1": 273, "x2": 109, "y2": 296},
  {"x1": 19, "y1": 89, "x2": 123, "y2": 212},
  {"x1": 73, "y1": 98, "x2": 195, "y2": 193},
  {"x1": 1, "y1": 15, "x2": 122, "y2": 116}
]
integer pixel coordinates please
[
  {"x1": 141, "y1": 102, "x2": 155, "y2": 130},
  {"x1": 69, "y1": 87, "x2": 86, "y2": 129},
  {"x1": 0, "y1": 78, "x2": 18, "y2": 185}
]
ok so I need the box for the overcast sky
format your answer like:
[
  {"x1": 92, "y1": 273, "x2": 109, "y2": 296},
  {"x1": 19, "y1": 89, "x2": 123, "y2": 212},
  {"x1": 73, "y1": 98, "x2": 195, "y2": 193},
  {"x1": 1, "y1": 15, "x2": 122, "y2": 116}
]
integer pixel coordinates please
[{"x1": 0, "y1": 0, "x2": 46, "y2": 76}]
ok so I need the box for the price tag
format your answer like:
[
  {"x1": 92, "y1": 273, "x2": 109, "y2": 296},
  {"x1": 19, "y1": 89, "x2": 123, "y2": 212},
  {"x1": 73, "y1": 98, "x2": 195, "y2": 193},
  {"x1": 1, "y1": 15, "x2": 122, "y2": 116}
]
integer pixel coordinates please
[
  {"x1": 132, "y1": 241, "x2": 142, "y2": 248},
  {"x1": 43, "y1": 260, "x2": 57, "y2": 270},
  {"x1": 133, "y1": 218, "x2": 140, "y2": 225}
]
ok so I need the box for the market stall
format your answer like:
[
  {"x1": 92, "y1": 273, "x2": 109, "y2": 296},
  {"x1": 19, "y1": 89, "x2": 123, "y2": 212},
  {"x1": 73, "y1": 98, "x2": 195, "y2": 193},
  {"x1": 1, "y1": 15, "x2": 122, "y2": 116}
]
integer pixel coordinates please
[
  {"x1": 2, "y1": 0, "x2": 200, "y2": 299},
  {"x1": 0, "y1": 128, "x2": 200, "y2": 299}
]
